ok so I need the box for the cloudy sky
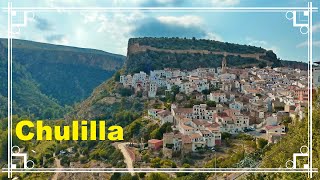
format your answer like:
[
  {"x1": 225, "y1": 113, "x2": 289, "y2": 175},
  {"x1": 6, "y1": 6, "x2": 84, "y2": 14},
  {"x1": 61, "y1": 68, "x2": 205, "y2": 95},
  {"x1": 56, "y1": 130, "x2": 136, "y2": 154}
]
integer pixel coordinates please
[{"x1": 0, "y1": 0, "x2": 319, "y2": 62}]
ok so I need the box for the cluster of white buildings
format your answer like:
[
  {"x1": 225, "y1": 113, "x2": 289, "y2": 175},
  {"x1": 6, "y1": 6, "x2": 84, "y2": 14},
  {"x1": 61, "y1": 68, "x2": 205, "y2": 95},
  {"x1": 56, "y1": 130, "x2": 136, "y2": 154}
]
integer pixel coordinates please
[
  {"x1": 123, "y1": 58, "x2": 312, "y2": 154},
  {"x1": 120, "y1": 68, "x2": 229, "y2": 98},
  {"x1": 148, "y1": 103, "x2": 222, "y2": 154}
]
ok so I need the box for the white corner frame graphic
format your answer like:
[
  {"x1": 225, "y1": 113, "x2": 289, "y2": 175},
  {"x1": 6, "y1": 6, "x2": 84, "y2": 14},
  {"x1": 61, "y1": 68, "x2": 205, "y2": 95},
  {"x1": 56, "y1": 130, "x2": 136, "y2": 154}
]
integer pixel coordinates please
[{"x1": 2, "y1": 1, "x2": 318, "y2": 179}]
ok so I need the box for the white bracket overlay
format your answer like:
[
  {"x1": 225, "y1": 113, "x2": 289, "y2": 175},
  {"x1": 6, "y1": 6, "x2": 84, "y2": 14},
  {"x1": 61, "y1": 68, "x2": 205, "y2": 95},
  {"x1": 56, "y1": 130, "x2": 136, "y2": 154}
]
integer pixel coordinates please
[
  {"x1": 2, "y1": 1, "x2": 318, "y2": 179},
  {"x1": 11, "y1": 146, "x2": 34, "y2": 169}
]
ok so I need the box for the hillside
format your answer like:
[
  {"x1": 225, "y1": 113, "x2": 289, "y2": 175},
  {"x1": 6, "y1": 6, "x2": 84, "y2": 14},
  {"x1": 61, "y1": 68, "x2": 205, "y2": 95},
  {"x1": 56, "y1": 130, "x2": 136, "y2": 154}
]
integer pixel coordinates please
[
  {"x1": 246, "y1": 89, "x2": 320, "y2": 179},
  {"x1": 125, "y1": 37, "x2": 285, "y2": 73},
  {"x1": 74, "y1": 37, "x2": 307, "y2": 120},
  {"x1": 0, "y1": 37, "x2": 313, "y2": 179},
  {"x1": 69, "y1": 37, "x2": 314, "y2": 180},
  {"x1": 0, "y1": 39, "x2": 125, "y2": 118},
  {"x1": 281, "y1": 59, "x2": 308, "y2": 70}
]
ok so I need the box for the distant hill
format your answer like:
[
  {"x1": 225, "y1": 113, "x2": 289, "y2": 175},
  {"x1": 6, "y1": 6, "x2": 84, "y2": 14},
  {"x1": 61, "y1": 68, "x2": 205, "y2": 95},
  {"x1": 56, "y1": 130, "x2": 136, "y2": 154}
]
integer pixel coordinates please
[
  {"x1": 0, "y1": 39, "x2": 125, "y2": 118},
  {"x1": 280, "y1": 60, "x2": 308, "y2": 70},
  {"x1": 125, "y1": 37, "x2": 307, "y2": 73},
  {"x1": 126, "y1": 37, "x2": 280, "y2": 73}
]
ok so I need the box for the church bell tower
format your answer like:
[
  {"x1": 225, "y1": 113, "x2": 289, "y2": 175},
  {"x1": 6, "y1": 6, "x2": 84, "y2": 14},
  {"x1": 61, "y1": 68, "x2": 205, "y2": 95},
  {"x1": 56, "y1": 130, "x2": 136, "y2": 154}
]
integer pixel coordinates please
[{"x1": 221, "y1": 53, "x2": 227, "y2": 74}]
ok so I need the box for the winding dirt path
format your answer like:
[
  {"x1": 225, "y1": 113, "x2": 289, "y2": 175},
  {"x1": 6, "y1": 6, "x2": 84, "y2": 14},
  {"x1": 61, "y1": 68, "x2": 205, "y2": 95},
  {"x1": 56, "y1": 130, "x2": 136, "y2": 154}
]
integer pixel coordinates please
[
  {"x1": 117, "y1": 142, "x2": 135, "y2": 175},
  {"x1": 51, "y1": 153, "x2": 62, "y2": 180}
]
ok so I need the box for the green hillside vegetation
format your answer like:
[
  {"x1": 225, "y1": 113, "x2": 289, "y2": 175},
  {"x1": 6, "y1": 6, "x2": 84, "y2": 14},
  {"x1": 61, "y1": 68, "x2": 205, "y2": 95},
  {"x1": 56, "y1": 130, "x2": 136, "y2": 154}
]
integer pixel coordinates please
[
  {"x1": 0, "y1": 37, "x2": 312, "y2": 179},
  {"x1": 2, "y1": 38, "x2": 123, "y2": 60},
  {"x1": 0, "y1": 56, "x2": 65, "y2": 119},
  {"x1": 70, "y1": 74, "x2": 144, "y2": 124},
  {"x1": 125, "y1": 37, "x2": 292, "y2": 74},
  {"x1": 126, "y1": 50, "x2": 276, "y2": 74},
  {"x1": 72, "y1": 37, "x2": 312, "y2": 180},
  {"x1": 246, "y1": 89, "x2": 320, "y2": 179},
  {"x1": 127, "y1": 51, "x2": 224, "y2": 73},
  {"x1": 281, "y1": 59, "x2": 308, "y2": 70},
  {"x1": 129, "y1": 37, "x2": 266, "y2": 54},
  {"x1": 0, "y1": 116, "x2": 125, "y2": 180},
  {"x1": 0, "y1": 39, "x2": 125, "y2": 118}
]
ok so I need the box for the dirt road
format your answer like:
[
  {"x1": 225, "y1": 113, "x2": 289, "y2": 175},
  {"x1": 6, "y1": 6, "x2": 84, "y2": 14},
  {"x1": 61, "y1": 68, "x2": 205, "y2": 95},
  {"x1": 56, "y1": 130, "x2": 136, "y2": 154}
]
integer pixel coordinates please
[
  {"x1": 51, "y1": 153, "x2": 62, "y2": 180},
  {"x1": 117, "y1": 142, "x2": 134, "y2": 175}
]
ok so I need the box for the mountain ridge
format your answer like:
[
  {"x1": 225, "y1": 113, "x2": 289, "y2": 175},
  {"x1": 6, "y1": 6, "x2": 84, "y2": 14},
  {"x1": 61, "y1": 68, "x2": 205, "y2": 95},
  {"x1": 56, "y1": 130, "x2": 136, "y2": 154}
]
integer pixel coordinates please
[
  {"x1": 125, "y1": 37, "x2": 277, "y2": 74},
  {"x1": 0, "y1": 39, "x2": 125, "y2": 118}
]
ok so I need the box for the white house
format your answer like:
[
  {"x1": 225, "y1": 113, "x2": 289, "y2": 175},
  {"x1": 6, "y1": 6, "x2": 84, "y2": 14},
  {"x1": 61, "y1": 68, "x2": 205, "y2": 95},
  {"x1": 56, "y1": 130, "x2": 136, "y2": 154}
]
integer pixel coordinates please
[
  {"x1": 192, "y1": 104, "x2": 215, "y2": 120},
  {"x1": 158, "y1": 110, "x2": 174, "y2": 125},
  {"x1": 209, "y1": 92, "x2": 227, "y2": 103},
  {"x1": 148, "y1": 83, "x2": 157, "y2": 98},
  {"x1": 234, "y1": 114, "x2": 250, "y2": 131},
  {"x1": 265, "y1": 125, "x2": 285, "y2": 135},
  {"x1": 229, "y1": 101, "x2": 243, "y2": 111},
  {"x1": 133, "y1": 71, "x2": 147, "y2": 81}
]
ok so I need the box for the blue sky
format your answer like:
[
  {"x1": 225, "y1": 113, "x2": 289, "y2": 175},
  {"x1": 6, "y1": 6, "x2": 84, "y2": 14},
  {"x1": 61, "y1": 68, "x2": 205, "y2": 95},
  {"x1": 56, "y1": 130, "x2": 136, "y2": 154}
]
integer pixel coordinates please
[{"x1": 0, "y1": 0, "x2": 319, "y2": 62}]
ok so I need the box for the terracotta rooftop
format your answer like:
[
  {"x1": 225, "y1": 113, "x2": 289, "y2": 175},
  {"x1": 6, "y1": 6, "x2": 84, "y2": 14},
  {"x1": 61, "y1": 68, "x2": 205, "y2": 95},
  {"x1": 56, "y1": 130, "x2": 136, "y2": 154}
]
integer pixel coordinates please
[
  {"x1": 265, "y1": 125, "x2": 284, "y2": 130},
  {"x1": 182, "y1": 135, "x2": 192, "y2": 144},
  {"x1": 148, "y1": 139, "x2": 163, "y2": 144},
  {"x1": 190, "y1": 133, "x2": 202, "y2": 139},
  {"x1": 158, "y1": 110, "x2": 171, "y2": 117},
  {"x1": 173, "y1": 108, "x2": 193, "y2": 114},
  {"x1": 193, "y1": 119, "x2": 211, "y2": 126},
  {"x1": 217, "y1": 112, "x2": 229, "y2": 118},
  {"x1": 200, "y1": 130, "x2": 211, "y2": 135},
  {"x1": 180, "y1": 123, "x2": 194, "y2": 130}
]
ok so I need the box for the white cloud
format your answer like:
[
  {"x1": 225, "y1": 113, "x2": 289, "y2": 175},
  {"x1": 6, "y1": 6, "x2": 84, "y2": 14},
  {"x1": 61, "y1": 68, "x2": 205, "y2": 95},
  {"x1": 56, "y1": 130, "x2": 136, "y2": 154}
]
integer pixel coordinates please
[
  {"x1": 45, "y1": 0, "x2": 97, "y2": 6},
  {"x1": 313, "y1": 41, "x2": 320, "y2": 47},
  {"x1": 155, "y1": 0, "x2": 177, "y2": 4},
  {"x1": 156, "y1": 15, "x2": 203, "y2": 27},
  {"x1": 210, "y1": 0, "x2": 240, "y2": 6},
  {"x1": 45, "y1": 34, "x2": 69, "y2": 45},
  {"x1": 296, "y1": 41, "x2": 308, "y2": 48},
  {"x1": 296, "y1": 40, "x2": 320, "y2": 48},
  {"x1": 155, "y1": 15, "x2": 222, "y2": 41},
  {"x1": 112, "y1": 0, "x2": 144, "y2": 6},
  {"x1": 205, "y1": 32, "x2": 223, "y2": 41},
  {"x1": 245, "y1": 37, "x2": 268, "y2": 46},
  {"x1": 83, "y1": 12, "x2": 99, "y2": 24},
  {"x1": 49, "y1": 36, "x2": 69, "y2": 45},
  {"x1": 245, "y1": 37, "x2": 279, "y2": 54},
  {"x1": 312, "y1": 23, "x2": 320, "y2": 33},
  {"x1": 84, "y1": 13, "x2": 224, "y2": 53},
  {"x1": 112, "y1": 0, "x2": 241, "y2": 7},
  {"x1": 81, "y1": 11, "x2": 146, "y2": 54}
]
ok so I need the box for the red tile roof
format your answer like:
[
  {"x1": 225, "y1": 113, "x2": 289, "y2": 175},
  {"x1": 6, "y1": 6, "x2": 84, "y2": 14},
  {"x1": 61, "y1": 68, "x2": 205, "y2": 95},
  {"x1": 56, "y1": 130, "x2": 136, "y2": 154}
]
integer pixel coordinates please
[
  {"x1": 148, "y1": 139, "x2": 163, "y2": 144},
  {"x1": 265, "y1": 125, "x2": 284, "y2": 130}
]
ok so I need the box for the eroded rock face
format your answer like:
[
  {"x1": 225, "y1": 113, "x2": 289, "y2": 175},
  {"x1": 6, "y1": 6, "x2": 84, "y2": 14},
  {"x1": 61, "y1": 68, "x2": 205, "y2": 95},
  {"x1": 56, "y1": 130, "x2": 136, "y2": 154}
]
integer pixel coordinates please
[{"x1": 128, "y1": 42, "x2": 266, "y2": 59}]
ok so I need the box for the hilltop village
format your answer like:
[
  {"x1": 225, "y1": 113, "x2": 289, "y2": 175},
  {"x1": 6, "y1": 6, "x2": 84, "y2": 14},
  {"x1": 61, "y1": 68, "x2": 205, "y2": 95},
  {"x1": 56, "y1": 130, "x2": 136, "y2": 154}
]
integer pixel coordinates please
[{"x1": 119, "y1": 59, "x2": 308, "y2": 157}]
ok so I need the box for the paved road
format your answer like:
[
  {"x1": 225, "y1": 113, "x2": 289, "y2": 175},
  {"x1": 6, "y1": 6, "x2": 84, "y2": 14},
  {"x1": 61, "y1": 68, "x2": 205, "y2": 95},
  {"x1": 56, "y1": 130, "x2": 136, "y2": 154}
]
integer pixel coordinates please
[
  {"x1": 117, "y1": 142, "x2": 134, "y2": 175},
  {"x1": 246, "y1": 130, "x2": 267, "y2": 139}
]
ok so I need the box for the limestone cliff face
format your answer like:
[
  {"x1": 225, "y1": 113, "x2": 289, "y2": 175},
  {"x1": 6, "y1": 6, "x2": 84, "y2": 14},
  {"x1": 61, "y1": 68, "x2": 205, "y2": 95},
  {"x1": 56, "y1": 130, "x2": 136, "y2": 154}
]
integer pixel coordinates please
[
  {"x1": 127, "y1": 42, "x2": 143, "y2": 56},
  {"x1": 125, "y1": 37, "x2": 285, "y2": 74},
  {"x1": 128, "y1": 42, "x2": 266, "y2": 58}
]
